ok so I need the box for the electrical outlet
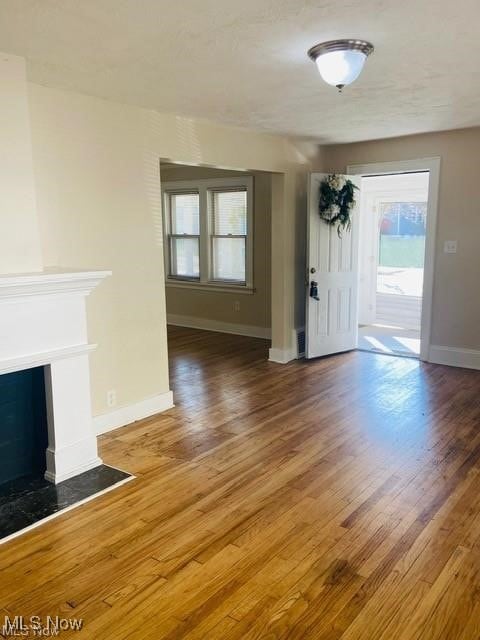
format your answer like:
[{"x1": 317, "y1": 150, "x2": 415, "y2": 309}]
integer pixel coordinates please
[
  {"x1": 234, "y1": 300, "x2": 240, "y2": 312},
  {"x1": 107, "y1": 389, "x2": 117, "y2": 408},
  {"x1": 444, "y1": 240, "x2": 457, "y2": 254}
]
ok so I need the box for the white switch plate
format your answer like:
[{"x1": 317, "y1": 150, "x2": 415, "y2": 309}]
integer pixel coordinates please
[{"x1": 444, "y1": 240, "x2": 457, "y2": 254}]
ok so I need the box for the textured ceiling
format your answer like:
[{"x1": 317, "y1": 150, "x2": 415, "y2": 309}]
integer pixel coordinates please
[{"x1": 0, "y1": 0, "x2": 479, "y2": 143}]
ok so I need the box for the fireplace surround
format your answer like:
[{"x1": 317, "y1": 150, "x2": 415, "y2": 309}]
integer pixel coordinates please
[{"x1": 0, "y1": 268, "x2": 110, "y2": 484}]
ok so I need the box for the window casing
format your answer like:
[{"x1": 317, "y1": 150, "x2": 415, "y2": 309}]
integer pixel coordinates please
[{"x1": 162, "y1": 177, "x2": 254, "y2": 291}]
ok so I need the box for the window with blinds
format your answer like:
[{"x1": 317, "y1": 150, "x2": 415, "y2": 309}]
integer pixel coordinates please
[
  {"x1": 162, "y1": 176, "x2": 253, "y2": 290},
  {"x1": 168, "y1": 192, "x2": 200, "y2": 279},
  {"x1": 210, "y1": 189, "x2": 247, "y2": 283}
]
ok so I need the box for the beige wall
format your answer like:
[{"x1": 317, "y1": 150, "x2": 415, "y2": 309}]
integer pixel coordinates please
[
  {"x1": 0, "y1": 54, "x2": 42, "y2": 273},
  {"x1": 28, "y1": 82, "x2": 315, "y2": 416},
  {"x1": 322, "y1": 127, "x2": 480, "y2": 350},
  {"x1": 161, "y1": 165, "x2": 271, "y2": 331},
  {"x1": 29, "y1": 84, "x2": 170, "y2": 417}
]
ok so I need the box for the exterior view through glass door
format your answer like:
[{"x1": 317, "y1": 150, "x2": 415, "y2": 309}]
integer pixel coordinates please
[{"x1": 357, "y1": 172, "x2": 429, "y2": 357}]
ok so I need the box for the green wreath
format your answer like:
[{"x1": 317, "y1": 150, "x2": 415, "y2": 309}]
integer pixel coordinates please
[{"x1": 319, "y1": 174, "x2": 358, "y2": 236}]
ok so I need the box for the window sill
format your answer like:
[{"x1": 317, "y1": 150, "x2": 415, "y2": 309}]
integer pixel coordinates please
[{"x1": 165, "y1": 280, "x2": 255, "y2": 295}]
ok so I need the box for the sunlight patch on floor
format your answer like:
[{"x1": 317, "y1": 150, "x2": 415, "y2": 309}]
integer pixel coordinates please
[{"x1": 358, "y1": 324, "x2": 420, "y2": 357}]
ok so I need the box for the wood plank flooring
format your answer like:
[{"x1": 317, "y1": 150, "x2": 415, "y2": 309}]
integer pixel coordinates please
[{"x1": 1, "y1": 325, "x2": 480, "y2": 639}]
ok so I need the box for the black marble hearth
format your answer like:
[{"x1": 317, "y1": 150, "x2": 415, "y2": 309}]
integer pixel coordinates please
[{"x1": 0, "y1": 464, "x2": 132, "y2": 541}]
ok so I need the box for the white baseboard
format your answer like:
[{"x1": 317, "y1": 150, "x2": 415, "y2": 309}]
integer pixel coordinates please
[
  {"x1": 44, "y1": 456, "x2": 103, "y2": 484},
  {"x1": 268, "y1": 346, "x2": 298, "y2": 364},
  {"x1": 429, "y1": 345, "x2": 480, "y2": 370},
  {"x1": 268, "y1": 328, "x2": 303, "y2": 364},
  {"x1": 94, "y1": 390, "x2": 174, "y2": 435},
  {"x1": 167, "y1": 314, "x2": 271, "y2": 339}
]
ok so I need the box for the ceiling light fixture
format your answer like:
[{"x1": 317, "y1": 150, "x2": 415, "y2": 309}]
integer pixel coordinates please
[{"x1": 308, "y1": 39, "x2": 374, "y2": 92}]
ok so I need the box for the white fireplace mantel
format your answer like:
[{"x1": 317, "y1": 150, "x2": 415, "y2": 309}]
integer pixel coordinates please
[
  {"x1": 0, "y1": 268, "x2": 111, "y2": 483},
  {"x1": 0, "y1": 268, "x2": 111, "y2": 301}
]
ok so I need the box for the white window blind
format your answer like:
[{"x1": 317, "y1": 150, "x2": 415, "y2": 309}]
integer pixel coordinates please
[
  {"x1": 162, "y1": 177, "x2": 253, "y2": 290},
  {"x1": 168, "y1": 192, "x2": 200, "y2": 279},
  {"x1": 210, "y1": 189, "x2": 247, "y2": 283}
]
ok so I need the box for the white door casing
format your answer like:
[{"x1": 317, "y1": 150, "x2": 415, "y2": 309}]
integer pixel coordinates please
[
  {"x1": 347, "y1": 158, "x2": 441, "y2": 362},
  {"x1": 306, "y1": 173, "x2": 361, "y2": 359},
  {"x1": 358, "y1": 173, "x2": 429, "y2": 328}
]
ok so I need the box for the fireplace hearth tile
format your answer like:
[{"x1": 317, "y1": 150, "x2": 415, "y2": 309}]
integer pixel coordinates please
[{"x1": 0, "y1": 465, "x2": 132, "y2": 541}]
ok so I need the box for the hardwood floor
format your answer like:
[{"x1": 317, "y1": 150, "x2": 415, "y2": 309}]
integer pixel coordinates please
[{"x1": 2, "y1": 325, "x2": 480, "y2": 639}]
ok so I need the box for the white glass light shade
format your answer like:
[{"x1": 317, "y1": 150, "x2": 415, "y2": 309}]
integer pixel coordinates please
[{"x1": 315, "y1": 49, "x2": 367, "y2": 87}]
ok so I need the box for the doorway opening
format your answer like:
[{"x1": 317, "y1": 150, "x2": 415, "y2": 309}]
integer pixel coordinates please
[
  {"x1": 305, "y1": 159, "x2": 439, "y2": 362},
  {"x1": 357, "y1": 172, "x2": 429, "y2": 358},
  {"x1": 159, "y1": 161, "x2": 274, "y2": 393}
]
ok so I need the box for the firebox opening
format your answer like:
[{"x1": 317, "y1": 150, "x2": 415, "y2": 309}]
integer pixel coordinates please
[{"x1": 0, "y1": 366, "x2": 48, "y2": 487}]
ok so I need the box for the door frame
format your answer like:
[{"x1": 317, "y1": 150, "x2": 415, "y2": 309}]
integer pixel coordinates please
[{"x1": 347, "y1": 157, "x2": 440, "y2": 362}]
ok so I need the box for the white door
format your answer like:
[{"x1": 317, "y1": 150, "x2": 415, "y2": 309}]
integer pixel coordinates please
[{"x1": 306, "y1": 173, "x2": 361, "y2": 359}]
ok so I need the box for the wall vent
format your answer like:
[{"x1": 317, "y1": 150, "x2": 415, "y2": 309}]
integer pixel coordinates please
[{"x1": 297, "y1": 328, "x2": 306, "y2": 358}]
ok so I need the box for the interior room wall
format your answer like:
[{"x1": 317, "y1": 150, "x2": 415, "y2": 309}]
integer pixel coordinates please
[
  {"x1": 321, "y1": 127, "x2": 480, "y2": 355},
  {"x1": 0, "y1": 54, "x2": 42, "y2": 273},
  {"x1": 28, "y1": 81, "x2": 316, "y2": 423},
  {"x1": 29, "y1": 84, "x2": 171, "y2": 422},
  {"x1": 161, "y1": 165, "x2": 271, "y2": 335}
]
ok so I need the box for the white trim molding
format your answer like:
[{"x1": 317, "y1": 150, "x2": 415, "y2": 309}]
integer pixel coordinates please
[
  {"x1": 268, "y1": 328, "x2": 302, "y2": 364},
  {"x1": 268, "y1": 347, "x2": 297, "y2": 364},
  {"x1": 167, "y1": 314, "x2": 271, "y2": 339},
  {"x1": 44, "y1": 450, "x2": 103, "y2": 484},
  {"x1": 428, "y1": 346, "x2": 480, "y2": 370},
  {"x1": 347, "y1": 157, "x2": 441, "y2": 362},
  {"x1": 0, "y1": 343, "x2": 97, "y2": 376},
  {"x1": 166, "y1": 281, "x2": 255, "y2": 295},
  {"x1": 162, "y1": 176, "x2": 254, "y2": 291},
  {"x1": 0, "y1": 268, "x2": 111, "y2": 301},
  {"x1": 94, "y1": 390, "x2": 174, "y2": 435}
]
